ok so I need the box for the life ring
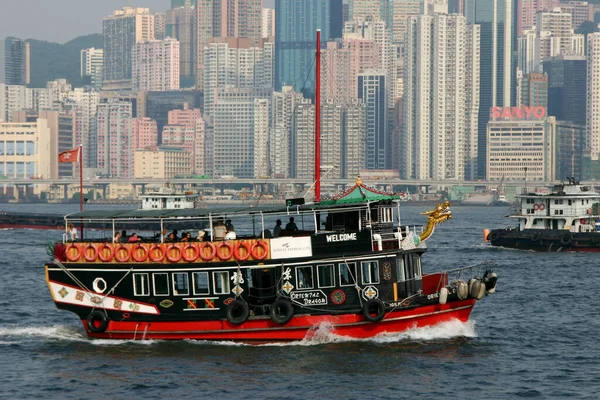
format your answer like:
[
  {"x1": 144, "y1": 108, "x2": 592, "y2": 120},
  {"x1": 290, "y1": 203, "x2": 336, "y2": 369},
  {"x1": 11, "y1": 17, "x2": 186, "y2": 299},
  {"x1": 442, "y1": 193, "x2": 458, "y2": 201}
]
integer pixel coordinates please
[
  {"x1": 251, "y1": 240, "x2": 268, "y2": 260},
  {"x1": 131, "y1": 243, "x2": 148, "y2": 262},
  {"x1": 233, "y1": 241, "x2": 252, "y2": 261},
  {"x1": 362, "y1": 298, "x2": 385, "y2": 322},
  {"x1": 533, "y1": 204, "x2": 539, "y2": 211},
  {"x1": 488, "y1": 231, "x2": 500, "y2": 241},
  {"x1": 217, "y1": 242, "x2": 233, "y2": 261},
  {"x1": 51, "y1": 218, "x2": 59, "y2": 226},
  {"x1": 592, "y1": 235, "x2": 600, "y2": 244},
  {"x1": 166, "y1": 244, "x2": 183, "y2": 263},
  {"x1": 97, "y1": 243, "x2": 115, "y2": 262},
  {"x1": 113, "y1": 244, "x2": 131, "y2": 263},
  {"x1": 269, "y1": 299, "x2": 294, "y2": 325},
  {"x1": 225, "y1": 299, "x2": 249, "y2": 325},
  {"x1": 539, "y1": 204, "x2": 545, "y2": 211},
  {"x1": 148, "y1": 244, "x2": 166, "y2": 262},
  {"x1": 559, "y1": 233, "x2": 573, "y2": 246},
  {"x1": 182, "y1": 243, "x2": 200, "y2": 262},
  {"x1": 199, "y1": 242, "x2": 217, "y2": 261},
  {"x1": 65, "y1": 243, "x2": 81, "y2": 262},
  {"x1": 86, "y1": 310, "x2": 109, "y2": 333},
  {"x1": 82, "y1": 243, "x2": 98, "y2": 262}
]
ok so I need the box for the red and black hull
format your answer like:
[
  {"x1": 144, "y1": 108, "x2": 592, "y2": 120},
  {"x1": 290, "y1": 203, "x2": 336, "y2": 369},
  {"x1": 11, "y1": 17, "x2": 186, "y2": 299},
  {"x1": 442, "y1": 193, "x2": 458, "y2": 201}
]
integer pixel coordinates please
[
  {"x1": 79, "y1": 299, "x2": 476, "y2": 341},
  {"x1": 489, "y1": 228, "x2": 600, "y2": 252}
]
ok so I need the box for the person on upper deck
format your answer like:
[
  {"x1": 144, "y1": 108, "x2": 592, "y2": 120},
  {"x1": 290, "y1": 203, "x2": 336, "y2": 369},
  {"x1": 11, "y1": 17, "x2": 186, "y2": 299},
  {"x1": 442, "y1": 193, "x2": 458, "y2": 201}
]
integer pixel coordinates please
[
  {"x1": 225, "y1": 219, "x2": 234, "y2": 232},
  {"x1": 128, "y1": 233, "x2": 141, "y2": 242},
  {"x1": 286, "y1": 217, "x2": 298, "y2": 231},
  {"x1": 213, "y1": 219, "x2": 227, "y2": 240},
  {"x1": 67, "y1": 223, "x2": 78, "y2": 241},
  {"x1": 273, "y1": 219, "x2": 282, "y2": 237},
  {"x1": 113, "y1": 231, "x2": 121, "y2": 243},
  {"x1": 120, "y1": 230, "x2": 128, "y2": 242}
]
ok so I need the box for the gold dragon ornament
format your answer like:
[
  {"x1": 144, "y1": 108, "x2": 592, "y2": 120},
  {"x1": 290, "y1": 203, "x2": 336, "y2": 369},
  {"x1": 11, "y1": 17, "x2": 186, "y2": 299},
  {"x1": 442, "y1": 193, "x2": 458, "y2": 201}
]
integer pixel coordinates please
[{"x1": 419, "y1": 200, "x2": 452, "y2": 242}]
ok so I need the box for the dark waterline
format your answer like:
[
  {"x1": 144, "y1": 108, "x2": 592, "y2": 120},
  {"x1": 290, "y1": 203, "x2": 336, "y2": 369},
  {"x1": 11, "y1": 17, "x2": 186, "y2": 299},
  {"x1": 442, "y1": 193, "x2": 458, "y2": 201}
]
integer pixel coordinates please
[{"x1": 1, "y1": 204, "x2": 599, "y2": 399}]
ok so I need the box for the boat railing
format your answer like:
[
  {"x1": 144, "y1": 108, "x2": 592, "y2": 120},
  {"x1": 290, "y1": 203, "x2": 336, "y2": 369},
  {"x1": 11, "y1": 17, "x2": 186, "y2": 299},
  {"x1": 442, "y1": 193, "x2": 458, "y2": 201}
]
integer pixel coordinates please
[{"x1": 373, "y1": 225, "x2": 424, "y2": 250}]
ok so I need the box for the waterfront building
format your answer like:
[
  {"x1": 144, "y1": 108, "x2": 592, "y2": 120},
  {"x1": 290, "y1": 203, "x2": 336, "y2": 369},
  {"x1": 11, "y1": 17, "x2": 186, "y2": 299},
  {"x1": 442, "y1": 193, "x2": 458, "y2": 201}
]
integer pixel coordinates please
[
  {"x1": 556, "y1": 122, "x2": 584, "y2": 180},
  {"x1": 96, "y1": 99, "x2": 133, "y2": 179},
  {"x1": 275, "y1": 0, "x2": 343, "y2": 97},
  {"x1": 162, "y1": 104, "x2": 206, "y2": 174},
  {"x1": 132, "y1": 38, "x2": 180, "y2": 92},
  {"x1": 487, "y1": 110, "x2": 557, "y2": 181},
  {"x1": 103, "y1": 7, "x2": 154, "y2": 90},
  {"x1": 166, "y1": 4, "x2": 197, "y2": 87},
  {"x1": 0, "y1": 84, "x2": 27, "y2": 122},
  {"x1": 134, "y1": 147, "x2": 192, "y2": 179},
  {"x1": 131, "y1": 118, "x2": 158, "y2": 151},
  {"x1": 2, "y1": 37, "x2": 30, "y2": 86},
  {"x1": 403, "y1": 14, "x2": 480, "y2": 180},
  {"x1": 543, "y1": 55, "x2": 586, "y2": 126}
]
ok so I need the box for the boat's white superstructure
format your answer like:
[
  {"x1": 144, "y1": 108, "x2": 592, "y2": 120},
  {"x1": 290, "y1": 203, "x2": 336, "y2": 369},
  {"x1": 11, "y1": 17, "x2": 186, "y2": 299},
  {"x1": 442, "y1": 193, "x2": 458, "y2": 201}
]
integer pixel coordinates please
[{"x1": 140, "y1": 185, "x2": 199, "y2": 210}]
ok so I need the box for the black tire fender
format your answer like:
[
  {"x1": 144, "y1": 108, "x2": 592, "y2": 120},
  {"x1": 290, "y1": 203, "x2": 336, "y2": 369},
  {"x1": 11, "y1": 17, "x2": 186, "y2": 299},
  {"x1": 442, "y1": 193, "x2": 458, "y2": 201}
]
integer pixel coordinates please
[
  {"x1": 269, "y1": 299, "x2": 294, "y2": 325},
  {"x1": 560, "y1": 232, "x2": 573, "y2": 246},
  {"x1": 86, "y1": 310, "x2": 109, "y2": 333},
  {"x1": 362, "y1": 299, "x2": 385, "y2": 322},
  {"x1": 225, "y1": 299, "x2": 250, "y2": 325},
  {"x1": 489, "y1": 231, "x2": 500, "y2": 241}
]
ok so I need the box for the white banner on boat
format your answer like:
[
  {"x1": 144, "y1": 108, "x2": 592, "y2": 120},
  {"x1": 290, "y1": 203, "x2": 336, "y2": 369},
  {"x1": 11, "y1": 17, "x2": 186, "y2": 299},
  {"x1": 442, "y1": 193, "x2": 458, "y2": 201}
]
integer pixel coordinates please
[{"x1": 270, "y1": 237, "x2": 313, "y2": 259}]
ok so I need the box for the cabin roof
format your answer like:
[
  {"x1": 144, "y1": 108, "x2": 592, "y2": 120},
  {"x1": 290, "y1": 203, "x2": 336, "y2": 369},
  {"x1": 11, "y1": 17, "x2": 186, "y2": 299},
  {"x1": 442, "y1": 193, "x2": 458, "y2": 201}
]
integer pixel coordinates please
[{"x1": 318, "y1": 176, "x2": 402, "y2": 205}]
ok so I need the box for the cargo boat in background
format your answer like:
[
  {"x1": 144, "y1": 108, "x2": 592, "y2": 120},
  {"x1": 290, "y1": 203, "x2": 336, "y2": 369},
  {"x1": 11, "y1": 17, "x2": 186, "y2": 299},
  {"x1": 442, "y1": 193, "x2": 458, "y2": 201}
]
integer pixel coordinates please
[
  {"x1": 45, "y1": 177, "x2": 498, "y2": 342},
  {"x1": 485, "y1": 178, "x2": 600, "y2": 251}
]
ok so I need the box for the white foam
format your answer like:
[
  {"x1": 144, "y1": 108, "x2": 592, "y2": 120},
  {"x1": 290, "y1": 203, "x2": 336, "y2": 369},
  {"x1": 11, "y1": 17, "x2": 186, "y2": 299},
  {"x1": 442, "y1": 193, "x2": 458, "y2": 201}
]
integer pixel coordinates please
[{"x1": 0, "y1": 324, "x2": 87, "y2": 342}]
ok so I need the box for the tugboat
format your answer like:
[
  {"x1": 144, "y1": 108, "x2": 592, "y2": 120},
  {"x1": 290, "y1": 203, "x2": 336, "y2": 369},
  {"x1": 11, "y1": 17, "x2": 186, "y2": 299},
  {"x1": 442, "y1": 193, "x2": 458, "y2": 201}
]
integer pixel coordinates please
[
  {"x1": 44, "y1": 177, "x2": 497, "y2": 342},
  {"x1": 485, "y1": 177, "x2": 600, "y2": 251}
]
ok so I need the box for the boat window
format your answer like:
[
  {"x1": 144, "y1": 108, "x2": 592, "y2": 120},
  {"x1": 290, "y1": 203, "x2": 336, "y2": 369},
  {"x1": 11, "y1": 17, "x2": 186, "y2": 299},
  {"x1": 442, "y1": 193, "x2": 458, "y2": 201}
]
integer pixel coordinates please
[
  {"x1": 317, "y1": 264, "x2": 335, "y2": 288},
  {"x1": 568, "y1": 200, "x2": 572, "y2": 205},
  {"x1": 296, "y1": 266, "x2": 314, "y2": 289},
  {"x1": 192, "y1": 271, "x2": 209, "y2": 295},
  {"x1": 396, "y1": 257, "x2": 405, "y2": 282},
  {"x1": 172, "y1": 273, "x2": 189, "y2": 296},
  {"x1": 133, "y1": 273, "x2": 149, "y2": 296},
  {"x1": 339, "y1": 262, "x2": 357, "y2": 286},
  {"x1": 153, "y1": 273, "x2": 169, "y2": 295},
  {"x1": 361, "y1": 261, "x2": 380, "y2": 285},
  {"x1": 213, "y1": 271, "x2": 230, "y2": 294}
]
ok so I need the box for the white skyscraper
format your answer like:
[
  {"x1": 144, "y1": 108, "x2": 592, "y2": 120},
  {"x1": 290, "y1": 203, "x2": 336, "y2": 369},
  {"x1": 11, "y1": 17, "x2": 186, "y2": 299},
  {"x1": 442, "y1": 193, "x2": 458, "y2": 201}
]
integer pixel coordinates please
[
  {"x1": 587, "y1": 33, "x2": 600, "y2": 160},
  {"x1": 403, "y1": 14, "x2": 480, "y2": 180},
  {"x1": 254, "y1": 98, "x2": 270, "y2": 178},
  {"x1": 96, "y1": 99, "x2": 133, "y2": 179},
  {"x1": 270, "y1": 86, "x2": 306, "y2": 178},
  {"x1": 132, "y1": 38, "x2": 180, "y2": 92},
  {"x1": 80, "y1": 48, "x2": 104, "y2": 90}
]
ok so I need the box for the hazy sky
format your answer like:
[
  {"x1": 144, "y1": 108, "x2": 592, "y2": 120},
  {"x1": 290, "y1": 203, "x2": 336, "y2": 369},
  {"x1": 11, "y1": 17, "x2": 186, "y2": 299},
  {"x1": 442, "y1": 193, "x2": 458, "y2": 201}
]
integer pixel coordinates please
[{"x1": 0, "y1": 0, "x2": 171, "y2": 43}]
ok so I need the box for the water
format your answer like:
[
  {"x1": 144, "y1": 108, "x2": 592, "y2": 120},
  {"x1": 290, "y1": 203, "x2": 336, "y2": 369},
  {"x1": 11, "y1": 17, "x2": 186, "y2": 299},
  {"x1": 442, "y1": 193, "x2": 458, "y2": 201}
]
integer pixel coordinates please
[{"x1": 1, "y1": 204, "x2": 599, "y2": 399}]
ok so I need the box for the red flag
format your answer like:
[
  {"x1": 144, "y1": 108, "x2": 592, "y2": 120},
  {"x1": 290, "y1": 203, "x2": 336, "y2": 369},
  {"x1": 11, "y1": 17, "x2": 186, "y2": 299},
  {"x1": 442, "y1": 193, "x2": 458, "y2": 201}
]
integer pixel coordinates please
[{"x1": 58, "y1": 147, "x2": 81, "y2": 163}]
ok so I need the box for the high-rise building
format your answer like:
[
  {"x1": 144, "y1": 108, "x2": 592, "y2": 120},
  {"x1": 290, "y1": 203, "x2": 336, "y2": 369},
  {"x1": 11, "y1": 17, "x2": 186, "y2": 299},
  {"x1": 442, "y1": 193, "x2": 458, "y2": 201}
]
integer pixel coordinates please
[
  {"x1": 345, "y1": 101, "x2": 367, "y2": 178},
  {"x1": 196, "y1": 0, "x2": 264, "y2": 89},
  {"x1": 132, "y1": 38, "x2": 180, "y2": 92},
  {"x1": 587, "y1": 33, "x2": 600, "y2": 161},
  {"x1": 348, "y1": 0, "x2": 381, "y2": 21},
  {"x1": 275, "y1": 0, "x2": 343, "y2": 97},
  {"x1": 163, "y1": 103, "x2": 206, "y2": 174},
  {"x1": 132, "y1": 118, "x2": 158, "y2": 150},
  {"x1": 358, "y1": 70, "x2": 387, "y2": 171},
  {"x1": 0, "y1": 84, "x2": 27, "y2": 122},
  {"x1": 134, "y1": 147, "x2": 192, "y2": 179},
  {"x1": 172, "y1": 0, "x2": 196, "y2": 8},
  {"x1": 254, "y1": 98, "x2": 270, "y2": 178},
  {"x1": 203, "y1": 37, "x2": 274, "y2": 118},
  {"x1": 146, "y1": 90, "x2": 203, "y2": 143},
  {"x1": 103, "y1": 7, "x2": 155, "y2": 90},
  {"x1": 262, "y1": 8, "x2": 275, "y2": 38},
  {"x1": 292, "y1": 103, "x2": 315, "y2": 178},
  {"x1": 320, "y1": 101, "x2": 344, "y2": 179},
  {"x1": 556, "y1": 122, "x2": 584, "y2": 180},
  {"x1": 167, "y1": 3, "x2": 197, "y2": 87},
  {"x1": 560, "y1": 1, "x2": 594, "y2": 30},
  {"x1": 3, "y1": 38, "x2": 30, "y2": 86},
  {"x1": 516, "y1": 0, "x2": 559, "y2": 35},
  {"x1": 465, "y1": 0, "x2": 517, "y2": 178},
  {"x1": 543, "y1": 55, "x2": 586, "y2": 125},
  {"x1": 517, "y1": 71, "x2": 548, "y2": 108},
  {"x1": 80, "y1": 48, "x2": 104, "y2": 90},
  {"x1": 63, "y1": 88, "x2": 99, "y2": 168},
  {"x1": 96, "y1": 99, "x2": 133, "y2": 178},
  {"x1": 154, "y1": 12, "x2": 167, "y2": 40},
  {"x1": 403, "y1": 14, "x2": 480, "y2": 180}
]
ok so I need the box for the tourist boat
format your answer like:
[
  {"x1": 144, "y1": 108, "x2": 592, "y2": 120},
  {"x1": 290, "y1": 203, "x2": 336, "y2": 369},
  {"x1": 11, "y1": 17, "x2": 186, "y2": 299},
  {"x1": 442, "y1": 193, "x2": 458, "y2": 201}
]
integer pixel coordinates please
[
  {"x1": 44, "y1": 31, "x2": 497, "y2": 342},
  {"x1": 44, "y1": 176, "x2": 498, "y2": 342},
  {"x1": 485, "y1": 178, "x2": 600, "y2": 251}
]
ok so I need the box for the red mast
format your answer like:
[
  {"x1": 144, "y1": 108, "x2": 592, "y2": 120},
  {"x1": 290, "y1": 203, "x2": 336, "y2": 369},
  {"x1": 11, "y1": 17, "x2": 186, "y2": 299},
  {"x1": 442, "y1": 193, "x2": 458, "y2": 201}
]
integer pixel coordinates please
[{"x1": 315, "y1": 29, "x2": 321, "y2": 202}]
